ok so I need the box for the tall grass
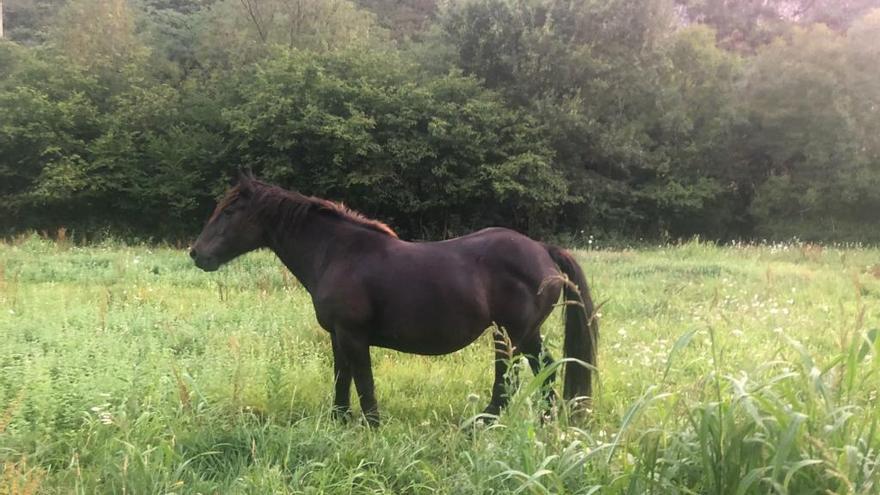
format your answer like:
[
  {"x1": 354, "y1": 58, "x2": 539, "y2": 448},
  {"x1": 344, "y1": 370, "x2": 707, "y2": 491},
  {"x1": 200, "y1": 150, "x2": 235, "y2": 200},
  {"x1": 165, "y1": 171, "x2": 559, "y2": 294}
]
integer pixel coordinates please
[{"x1": 0, "y1": 235, "x2": 878, "y2": 493}]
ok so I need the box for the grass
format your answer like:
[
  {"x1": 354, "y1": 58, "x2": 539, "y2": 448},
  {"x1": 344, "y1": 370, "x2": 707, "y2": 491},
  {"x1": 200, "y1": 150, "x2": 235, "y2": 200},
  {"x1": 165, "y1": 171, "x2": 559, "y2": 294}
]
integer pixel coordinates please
[{"x1": 0, "y1": 235, "x2": 878, "y2": 494}]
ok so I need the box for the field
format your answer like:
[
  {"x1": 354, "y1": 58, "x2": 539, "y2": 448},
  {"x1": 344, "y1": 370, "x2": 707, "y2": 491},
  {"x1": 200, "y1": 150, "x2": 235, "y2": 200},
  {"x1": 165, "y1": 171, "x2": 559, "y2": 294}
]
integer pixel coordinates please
[{"x1": 1, "y1": 236, "x2": 878, "y2": 494}]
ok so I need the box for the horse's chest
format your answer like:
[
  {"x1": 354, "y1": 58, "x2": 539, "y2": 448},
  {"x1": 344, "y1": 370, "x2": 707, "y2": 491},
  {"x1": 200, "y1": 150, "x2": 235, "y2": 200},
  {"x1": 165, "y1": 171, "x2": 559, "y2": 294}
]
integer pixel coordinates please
[{"x1": 311, "y1": 289, "x2": 372, "y2": 331}]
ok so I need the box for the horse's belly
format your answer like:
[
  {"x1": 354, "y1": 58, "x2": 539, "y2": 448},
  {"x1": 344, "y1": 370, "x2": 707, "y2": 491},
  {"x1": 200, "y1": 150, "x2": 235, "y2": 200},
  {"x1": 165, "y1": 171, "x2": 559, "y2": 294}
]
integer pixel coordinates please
[
  {"x1": 370, "y1": 320, "x2": 489, "y2": 355},
  {"x1": 366, "y1": 273, "x2": 492, "y2": 354},
  {"x1": 370, "y1": 333, "x2": 483, "y2": 355}
]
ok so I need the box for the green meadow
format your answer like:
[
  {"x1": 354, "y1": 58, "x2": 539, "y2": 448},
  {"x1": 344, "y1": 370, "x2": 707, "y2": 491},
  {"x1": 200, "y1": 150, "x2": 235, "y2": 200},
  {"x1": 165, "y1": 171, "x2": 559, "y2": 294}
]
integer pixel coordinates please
[{"x1": 1, "y1": 236, "x2": 878, "y2": 494}]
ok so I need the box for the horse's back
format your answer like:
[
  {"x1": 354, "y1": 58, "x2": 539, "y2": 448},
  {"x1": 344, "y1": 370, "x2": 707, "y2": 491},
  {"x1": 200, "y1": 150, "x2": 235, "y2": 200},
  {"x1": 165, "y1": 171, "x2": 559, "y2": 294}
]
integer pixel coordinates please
[
  {"x1": 400, "y1": 227, "x2": 562, "y2": 330},
  {"x1": 424, "y1": 227, "x2": 557, "y2": 278}
]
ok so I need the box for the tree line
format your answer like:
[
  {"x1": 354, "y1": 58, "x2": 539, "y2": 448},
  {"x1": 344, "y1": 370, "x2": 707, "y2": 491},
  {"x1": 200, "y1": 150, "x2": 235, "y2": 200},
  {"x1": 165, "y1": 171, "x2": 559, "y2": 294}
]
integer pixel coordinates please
[{"x1": 1, "y1": 0, "x2": 879, "y2": 242}]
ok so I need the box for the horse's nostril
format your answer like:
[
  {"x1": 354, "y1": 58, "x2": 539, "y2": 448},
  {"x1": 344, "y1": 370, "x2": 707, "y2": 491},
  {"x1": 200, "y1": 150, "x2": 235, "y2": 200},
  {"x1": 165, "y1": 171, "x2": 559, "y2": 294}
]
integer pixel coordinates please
[{"x1": 189, "y1": 249, "x2": 197, "y2": 260}]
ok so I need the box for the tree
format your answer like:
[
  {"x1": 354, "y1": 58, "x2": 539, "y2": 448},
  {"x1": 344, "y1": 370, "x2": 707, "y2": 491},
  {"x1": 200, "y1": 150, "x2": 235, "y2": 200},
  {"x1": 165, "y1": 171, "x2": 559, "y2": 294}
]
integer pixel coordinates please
[
  {"x1": 743, "y1": 23, "x2": 880, "y2": 240},
  {"x1": 0, "y1": 43, "x2": 104, "y2": 231},
  {"x1": 1, "y1": 0, "x2": 66, "y2": 44},
  {"x1": 222, "y1": 48, "x2": 565, "y2": 236},
  {"x1": 354, "y1": 0, "x2": 437, "y2": 40},
  {"x1": 50, "y1": 0, "x2": 147, "y2": 69},
  {"x1": 440, "y1": 0, "x2": 745, "y2": 236},
  {"x1": 1, "y1": 0, "x2": 879, "y2": 242},
  {"x1": 798, "y1": 0, "x2": 880, "y2": 31},
  {"x1": 193, "y1": 0, "x2": 389, "y2": 69},
  {"x1": 675, "y1": 0, "x2": 790, "y2": 50}
]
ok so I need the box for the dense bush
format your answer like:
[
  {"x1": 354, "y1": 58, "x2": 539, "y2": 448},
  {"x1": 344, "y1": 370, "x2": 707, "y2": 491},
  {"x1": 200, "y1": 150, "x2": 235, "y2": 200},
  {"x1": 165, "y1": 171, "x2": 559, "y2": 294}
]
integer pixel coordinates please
[{"x1": 1, "y1": 0, "x2": 879, "y2": 241}]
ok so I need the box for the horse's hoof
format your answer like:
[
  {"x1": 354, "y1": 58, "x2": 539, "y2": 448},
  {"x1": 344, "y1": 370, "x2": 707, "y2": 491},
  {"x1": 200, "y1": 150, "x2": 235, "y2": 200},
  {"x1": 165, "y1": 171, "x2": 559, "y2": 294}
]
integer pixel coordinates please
[
  {"x1": 477, "y1": 412, "x2": 498, "y2": 424},
  {"x1": 363, "y1": 411, "x2": 380, "y2": 428},
  {"x1": 331, "y1": 407, "x2": 352, "y2": 423},
  {"x1": 539, "y1": 410, "x2": 555, "y2": 425},
  {"x1": 460, "y1": 413, "x2": 497, "y2": 436},
  {"x1": 469, "y1": 409, "x2": 500, "y2": 429},
  {"x1": 538, "y1": 402, "x2": 558, "y2": 425}
]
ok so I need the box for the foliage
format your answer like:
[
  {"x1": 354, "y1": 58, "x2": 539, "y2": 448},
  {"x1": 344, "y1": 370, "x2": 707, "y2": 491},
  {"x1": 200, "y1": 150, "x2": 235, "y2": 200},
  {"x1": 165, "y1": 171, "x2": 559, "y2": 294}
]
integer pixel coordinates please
[
  {"x1": 744, "y1": 22, "x2": 880, "y2": 241},
  {"x1": 192, "y1": 0, "x2": 390, "y2": 69},
  {"x1": 355, "y1": 0, "x2": 438, "y2": 40},
  {"x1": 223, "y1": 48, "x2": 564, "y2": 234},
  {"x1": 2, "y1": 0, "x2": 66, "y2": 44},
  {"x1": 0, "y1": 0, "x2": 880, "y2": 241},
  {"x1": 440, "y1": 1, "x2": 744, "y2": 236},
  {"x1": 675, "y1": 0, "x2": 880, "y2": 49}
]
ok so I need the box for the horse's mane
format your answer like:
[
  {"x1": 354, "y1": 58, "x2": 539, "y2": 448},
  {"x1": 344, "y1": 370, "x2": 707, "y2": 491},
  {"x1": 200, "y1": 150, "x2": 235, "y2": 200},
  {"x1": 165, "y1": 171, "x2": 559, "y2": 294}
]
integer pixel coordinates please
[{"x1": 213, "y1": 180, "x2": 398, "y2": 238}]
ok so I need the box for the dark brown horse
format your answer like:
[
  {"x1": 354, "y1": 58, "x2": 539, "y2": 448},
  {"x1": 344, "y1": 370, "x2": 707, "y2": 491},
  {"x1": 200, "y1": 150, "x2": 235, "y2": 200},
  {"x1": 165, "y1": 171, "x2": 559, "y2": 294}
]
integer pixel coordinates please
[{"x1": 190, "y1": 174, "x2": 598, "y2": 425}]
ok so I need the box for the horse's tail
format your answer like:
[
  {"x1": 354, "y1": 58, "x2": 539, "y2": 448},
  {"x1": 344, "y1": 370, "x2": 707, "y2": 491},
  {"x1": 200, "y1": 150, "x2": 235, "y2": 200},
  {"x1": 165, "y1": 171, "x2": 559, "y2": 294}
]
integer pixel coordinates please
[{"x1": 544, "y1": 244, "x2": 598, "y2": 404}]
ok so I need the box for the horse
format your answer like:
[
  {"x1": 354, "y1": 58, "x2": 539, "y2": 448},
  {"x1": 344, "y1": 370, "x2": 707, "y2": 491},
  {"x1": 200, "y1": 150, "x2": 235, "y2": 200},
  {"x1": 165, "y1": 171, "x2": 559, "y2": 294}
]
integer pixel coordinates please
[{"x1": 189, "y1": 173, "x2": 598, "y2": 425}]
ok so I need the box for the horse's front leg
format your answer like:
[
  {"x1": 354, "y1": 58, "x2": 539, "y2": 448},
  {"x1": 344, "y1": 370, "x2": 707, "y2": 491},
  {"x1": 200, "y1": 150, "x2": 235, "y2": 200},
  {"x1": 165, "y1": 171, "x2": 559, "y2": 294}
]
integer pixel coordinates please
[
  {"x1": 335, "y1": 327, "x2": 379, "y2": 426},
  {"x1": 331, "y1": 332, "x2": 353, "y2": 421}
]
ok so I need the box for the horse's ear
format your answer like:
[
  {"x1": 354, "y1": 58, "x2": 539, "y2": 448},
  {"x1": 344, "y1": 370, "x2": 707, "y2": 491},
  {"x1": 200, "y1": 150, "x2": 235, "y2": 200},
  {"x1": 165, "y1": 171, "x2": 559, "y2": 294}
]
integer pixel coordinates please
[{"x1": 237, "y1": 170, "x2": 254, "y2": 198}]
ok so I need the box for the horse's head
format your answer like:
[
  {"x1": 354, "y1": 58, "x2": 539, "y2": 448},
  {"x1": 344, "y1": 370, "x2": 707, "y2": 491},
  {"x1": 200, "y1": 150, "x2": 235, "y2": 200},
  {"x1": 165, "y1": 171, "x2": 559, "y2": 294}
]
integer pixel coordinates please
[{"x1": 190, "y1": 172, "x2": 266, "y2": 272}]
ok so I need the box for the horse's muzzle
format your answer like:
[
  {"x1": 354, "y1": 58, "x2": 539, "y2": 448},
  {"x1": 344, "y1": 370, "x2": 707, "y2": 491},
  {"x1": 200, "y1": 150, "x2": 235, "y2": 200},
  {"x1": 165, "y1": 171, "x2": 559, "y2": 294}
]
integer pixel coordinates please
[{"x1": 189, "y1": 249, "x2": 219, "y2": 272}]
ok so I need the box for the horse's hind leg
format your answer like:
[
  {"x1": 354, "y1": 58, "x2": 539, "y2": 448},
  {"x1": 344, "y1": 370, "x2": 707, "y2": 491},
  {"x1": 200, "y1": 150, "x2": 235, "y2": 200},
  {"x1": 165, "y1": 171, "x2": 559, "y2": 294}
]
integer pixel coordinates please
[
  {"x1": 482, "y1": 326, "x2": 518, "y2": 418},
  {"x1": 521, "y1": 334, "x2": 558, "y2": 411},
  {"x1": 335, "y1": 327, "x2": 379, "y2": 426}
]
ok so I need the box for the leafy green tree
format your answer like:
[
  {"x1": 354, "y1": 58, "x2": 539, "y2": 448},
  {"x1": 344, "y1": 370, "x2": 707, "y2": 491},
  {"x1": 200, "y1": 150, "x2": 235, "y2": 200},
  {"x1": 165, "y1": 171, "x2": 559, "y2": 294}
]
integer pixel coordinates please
[
  {"x1": 636, "y1": 25, "x2": 743, "y2": 235},
  {"x1": 799, "y1": 0, "x2": 880, "y2": 31},
  {"x1": 49, "y1": 0, "x2": 148, "y2": 70},
  {"x1": 845, "y1": 9, "x2": 880, "y2": 163},
  {"x1": 675, "y1": 0, "x2": 790, "y2": 50},
  {"x1": 136, "y1": 0, "x2": 211, "y2": 80},
  {"x1": 441, "y1": 0, "x2": 744, "y2": 237},
  {"x1": 744, "y1": 23, "x2": 880, "y2": 240},
  {"x1": 2, "y1": 0, "x2": 66, "y2": 44},
  {"x1": 193, "y1": 0, "x2": 389, "y2": 69},
  {"x1": 0, "y1": 43, "x2": 103, "y2": 231},
  {"x1": 1, "y1": 0, "x2": 879, "y2": 242},
  {"x1": 355, "y1": 0, "x2": 437, "y2": 40},
  {"x1": 222, "y1": 48, "x2": 564, "y2": 236}
]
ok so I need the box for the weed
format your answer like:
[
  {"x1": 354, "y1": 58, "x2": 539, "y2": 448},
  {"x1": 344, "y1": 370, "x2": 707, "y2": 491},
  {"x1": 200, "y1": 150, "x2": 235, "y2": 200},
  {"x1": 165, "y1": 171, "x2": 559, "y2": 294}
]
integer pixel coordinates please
[{"x1": 0, "y1": 240, "x2": 877, "y2": 493}]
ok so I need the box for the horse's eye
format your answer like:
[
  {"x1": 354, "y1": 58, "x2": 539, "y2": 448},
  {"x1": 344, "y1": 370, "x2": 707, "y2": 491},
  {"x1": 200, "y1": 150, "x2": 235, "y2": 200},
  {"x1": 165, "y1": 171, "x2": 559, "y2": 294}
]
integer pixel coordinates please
[{"x1": 223, "y1": 208, "x2": 235, "y2": 216}]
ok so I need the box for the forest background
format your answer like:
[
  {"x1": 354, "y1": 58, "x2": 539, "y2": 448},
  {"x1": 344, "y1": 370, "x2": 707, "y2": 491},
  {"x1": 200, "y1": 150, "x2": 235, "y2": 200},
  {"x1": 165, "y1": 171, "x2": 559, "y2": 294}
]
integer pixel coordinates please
[{"x1": 2, "y1": 0, "x2": 879, "y2": 243}]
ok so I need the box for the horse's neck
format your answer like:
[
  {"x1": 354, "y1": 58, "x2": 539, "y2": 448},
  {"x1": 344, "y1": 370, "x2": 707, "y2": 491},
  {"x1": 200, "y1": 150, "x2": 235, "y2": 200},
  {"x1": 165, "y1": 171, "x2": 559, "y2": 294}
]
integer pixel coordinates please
[{"x1": 267, "y1": 212, "x2": 384, "y2": 293}]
